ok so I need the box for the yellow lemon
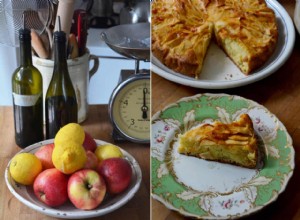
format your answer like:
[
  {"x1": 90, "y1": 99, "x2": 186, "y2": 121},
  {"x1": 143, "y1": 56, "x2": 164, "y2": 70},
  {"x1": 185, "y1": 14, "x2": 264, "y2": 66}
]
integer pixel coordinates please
[
  {"x1": 95, "y1": 144, "x2": 123, "y2": 162},
  {"x1": 54, "y1": 123, "x2": 85, "y2": 146},
  {"x1": 9, "y1": 153, "x2": 42, "y2": 185},
  {"x1": 52, "y1": 141, "x2": 87, "y2": 174}
]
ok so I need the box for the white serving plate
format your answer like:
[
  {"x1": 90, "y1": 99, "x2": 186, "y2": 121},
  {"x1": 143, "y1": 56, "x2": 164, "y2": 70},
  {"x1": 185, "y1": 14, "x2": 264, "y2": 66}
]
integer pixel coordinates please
[
  {"x1": 294, "y1": 0, "x2": 300, "y2": 34},
  {"x1": 5, "y1": 139, "x2": 142, "y2": 219},
  {"x1": 151, "y1": 0, "x2": 295, "y2": 89}
]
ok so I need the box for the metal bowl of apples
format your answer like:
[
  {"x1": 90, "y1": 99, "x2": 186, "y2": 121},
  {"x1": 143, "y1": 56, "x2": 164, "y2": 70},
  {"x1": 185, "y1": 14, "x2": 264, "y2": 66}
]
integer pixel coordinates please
[{"x1": 5, "y1": 139, "x2": 142, "y2": 219}]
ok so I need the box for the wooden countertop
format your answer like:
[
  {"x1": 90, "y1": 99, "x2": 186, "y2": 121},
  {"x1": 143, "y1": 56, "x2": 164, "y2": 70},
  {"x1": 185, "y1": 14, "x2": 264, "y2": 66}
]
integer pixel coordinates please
[
  {"x1": 151, "y1": 1, "x2": 300, "y2": 219},
  {"x1": 0, "y1": 105, "x2": 150, "y2": 220}
]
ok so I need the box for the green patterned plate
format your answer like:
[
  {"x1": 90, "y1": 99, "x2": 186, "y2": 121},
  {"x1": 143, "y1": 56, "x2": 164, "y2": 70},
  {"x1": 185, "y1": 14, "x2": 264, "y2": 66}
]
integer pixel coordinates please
[{"x1": 151, "y1": 93, "x2": 294, "y2": 219}]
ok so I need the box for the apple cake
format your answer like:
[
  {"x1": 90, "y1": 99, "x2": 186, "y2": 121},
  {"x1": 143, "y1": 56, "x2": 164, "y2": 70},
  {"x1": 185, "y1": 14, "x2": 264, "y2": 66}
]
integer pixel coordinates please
[
  {"x1": 151, "y1": 0, "x2": 278, "y2": 78},
  {"x1": 178, "y1": 114, "x2": 258, "y2": 168}
]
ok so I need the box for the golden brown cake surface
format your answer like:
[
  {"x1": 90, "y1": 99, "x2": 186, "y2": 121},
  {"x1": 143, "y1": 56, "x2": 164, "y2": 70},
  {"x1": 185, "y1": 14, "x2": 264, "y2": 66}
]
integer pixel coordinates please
[
  {"x1": 151, "y1": 0, "x2": 278, "y2": 78},
  {"x1": 151, "y1": 0, "x2": 213, "y2": 78},
  {"x1": 178, "y1": 114, "x2": 258, "y2": 168}
]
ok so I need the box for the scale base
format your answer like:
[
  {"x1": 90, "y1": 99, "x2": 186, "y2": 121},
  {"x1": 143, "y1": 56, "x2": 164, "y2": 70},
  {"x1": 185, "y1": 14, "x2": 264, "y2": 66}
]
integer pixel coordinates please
[
  {"x1": 112, "y1": 129, "x2": 127, "y2": 142},
  {"x1": 112, "y1": 129, "x2": 150, "y2": 144}
]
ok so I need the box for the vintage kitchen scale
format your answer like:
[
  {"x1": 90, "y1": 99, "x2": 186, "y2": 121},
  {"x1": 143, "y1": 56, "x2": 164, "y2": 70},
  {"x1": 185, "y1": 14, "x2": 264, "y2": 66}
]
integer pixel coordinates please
[{"x1": 101, "y1": 23, "x2": 150, "y2": 144}]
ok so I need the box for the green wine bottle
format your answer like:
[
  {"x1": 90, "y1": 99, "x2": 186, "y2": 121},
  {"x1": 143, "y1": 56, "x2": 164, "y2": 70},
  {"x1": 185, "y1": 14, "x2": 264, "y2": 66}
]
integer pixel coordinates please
[
  {"x1": 45, "y1": 31, "x2": 78, "y2": 139},
  {"x1": 12, "y1": 28, "x2": 44, "y2": 148}
]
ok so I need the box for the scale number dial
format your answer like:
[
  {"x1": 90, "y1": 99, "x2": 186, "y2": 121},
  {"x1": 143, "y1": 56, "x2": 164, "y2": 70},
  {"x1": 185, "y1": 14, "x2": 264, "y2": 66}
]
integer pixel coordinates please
[{"x1": 110, "y1": 76, "x2": 150, "y2": 143}]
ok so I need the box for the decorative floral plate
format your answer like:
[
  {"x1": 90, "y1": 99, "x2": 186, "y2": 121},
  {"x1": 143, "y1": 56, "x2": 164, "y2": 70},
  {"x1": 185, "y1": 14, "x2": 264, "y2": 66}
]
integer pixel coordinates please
[
  {"x1": 151, "y1": 93, "x2": 294, "y2": 219},
  {"x1": 5, "y1": 139, "x2": 142, "y2": 219},
  {"x1": 151, "y1": 0, "x2": 295, "y2": 89}
]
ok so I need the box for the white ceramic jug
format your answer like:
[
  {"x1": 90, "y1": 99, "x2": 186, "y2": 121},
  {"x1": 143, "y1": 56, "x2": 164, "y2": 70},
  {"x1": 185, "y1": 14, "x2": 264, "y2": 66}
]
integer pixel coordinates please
[{"x1": 32, "y1": 52, "x2": 99, "y2": 123}]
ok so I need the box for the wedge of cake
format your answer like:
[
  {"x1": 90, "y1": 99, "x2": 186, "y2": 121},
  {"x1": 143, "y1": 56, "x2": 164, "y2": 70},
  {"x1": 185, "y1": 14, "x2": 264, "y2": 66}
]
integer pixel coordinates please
[
  {"x1": 207, "y1": 0, "x2": 278, "y2": 74},
  {"x1": 178, "y1": 114, "x2": 258, "y2": 168}
]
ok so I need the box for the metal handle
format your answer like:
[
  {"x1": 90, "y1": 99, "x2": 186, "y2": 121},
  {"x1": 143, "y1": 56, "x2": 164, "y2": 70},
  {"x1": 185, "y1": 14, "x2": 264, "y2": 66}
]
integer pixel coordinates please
[{"x1": 88, "y1": 54, "x2": 99, "y2": 80}]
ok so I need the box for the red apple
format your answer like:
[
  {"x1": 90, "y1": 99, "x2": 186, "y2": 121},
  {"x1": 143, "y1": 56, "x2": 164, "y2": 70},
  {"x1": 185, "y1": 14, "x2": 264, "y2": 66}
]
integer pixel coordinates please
[
  {"x1": 33, "y1": 168, "x2": 68, "y2": 207},
  {"x1": 84, "y1": 151, "x2": 99, "y2": 170},
  {"x1": 97, "y1": 158, "x2": 132, "y2": 194},
  {"x1": 68, "y1": 169, "x2": 106, "y2": 210},
  {"x1": 83, "y1": 131, "x2": 97, "y2": 152},
  {"x1": 35, "y1": 143, "x2": 55, "y2": 170}
]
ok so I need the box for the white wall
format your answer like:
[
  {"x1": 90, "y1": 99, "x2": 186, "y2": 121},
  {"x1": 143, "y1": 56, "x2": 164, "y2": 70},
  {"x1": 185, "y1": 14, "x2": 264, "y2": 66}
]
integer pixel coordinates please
[
  {"x1": 87, "y1": 28, "x2": 150, "y2": 104},
  {"x1": 0, "y1": 45, "x2": 19, "y2": 105}
]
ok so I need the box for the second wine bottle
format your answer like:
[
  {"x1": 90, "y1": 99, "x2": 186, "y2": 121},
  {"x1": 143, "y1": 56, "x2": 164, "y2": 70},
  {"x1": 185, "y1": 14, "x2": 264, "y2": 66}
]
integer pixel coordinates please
[{"x1": 45, "y1": 31, "x2": 78, "y2": 139}]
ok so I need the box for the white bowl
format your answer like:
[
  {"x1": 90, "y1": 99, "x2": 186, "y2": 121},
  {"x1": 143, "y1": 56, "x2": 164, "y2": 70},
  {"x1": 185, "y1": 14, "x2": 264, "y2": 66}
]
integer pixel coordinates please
[{"x1": 5, "y1": 139, "x2": 142, "y2": 219}]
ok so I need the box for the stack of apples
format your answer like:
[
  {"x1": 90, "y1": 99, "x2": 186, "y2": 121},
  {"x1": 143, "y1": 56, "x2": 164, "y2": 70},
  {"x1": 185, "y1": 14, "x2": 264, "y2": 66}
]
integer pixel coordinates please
[{"x1": 10, "y1": 123, "x2": 133, "y2": 210}]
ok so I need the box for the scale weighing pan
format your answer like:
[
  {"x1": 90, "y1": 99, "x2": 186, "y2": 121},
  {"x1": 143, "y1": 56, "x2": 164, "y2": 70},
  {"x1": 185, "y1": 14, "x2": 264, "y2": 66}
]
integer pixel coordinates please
[{"x1": 101, "y1": 22, "x2": 150, "y2": 61}]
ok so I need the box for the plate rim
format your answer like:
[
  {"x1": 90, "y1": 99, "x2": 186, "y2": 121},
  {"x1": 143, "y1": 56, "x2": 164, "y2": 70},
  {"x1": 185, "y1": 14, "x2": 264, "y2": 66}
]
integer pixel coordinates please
[
  {"x1": 151, "y1": 93, "x2": 295, "y2": 219},
  {"x1": 151, "y1": 0, "x2": 295, "y2": 89},
  {"x1": 5, "y1": 139, "x2": 142, "y2": 219}
]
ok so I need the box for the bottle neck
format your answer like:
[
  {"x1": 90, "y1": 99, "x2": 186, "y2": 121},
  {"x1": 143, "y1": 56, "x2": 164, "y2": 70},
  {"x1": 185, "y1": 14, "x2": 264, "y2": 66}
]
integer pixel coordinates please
[
  {"x1": 54, "y1": 41, "x2": 68, "y2": 72},
  {"x1": 19, "y1": 39, "x2": 32, "y2": 67}
]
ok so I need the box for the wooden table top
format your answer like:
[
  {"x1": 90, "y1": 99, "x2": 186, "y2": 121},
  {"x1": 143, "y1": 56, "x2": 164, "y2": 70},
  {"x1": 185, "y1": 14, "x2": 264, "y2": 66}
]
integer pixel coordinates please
[
  {"x1": 151, "y1": 1, "x2": 300, "y2": 219},
  {"x1": 0, "y1": 105, "x2": 150, "y2": 220}
]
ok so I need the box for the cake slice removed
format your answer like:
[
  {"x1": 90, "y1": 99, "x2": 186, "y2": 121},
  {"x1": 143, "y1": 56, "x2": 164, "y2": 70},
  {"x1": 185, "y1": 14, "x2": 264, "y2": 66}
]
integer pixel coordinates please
[{"x1": 178, "y1": 114, "x2": 258, "y2": 168}]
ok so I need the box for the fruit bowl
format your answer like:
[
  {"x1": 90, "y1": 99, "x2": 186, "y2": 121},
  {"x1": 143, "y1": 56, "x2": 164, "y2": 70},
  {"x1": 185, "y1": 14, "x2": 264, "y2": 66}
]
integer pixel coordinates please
[{"x1": 5, "y1": 139, "x2": 142, "y2": 219}]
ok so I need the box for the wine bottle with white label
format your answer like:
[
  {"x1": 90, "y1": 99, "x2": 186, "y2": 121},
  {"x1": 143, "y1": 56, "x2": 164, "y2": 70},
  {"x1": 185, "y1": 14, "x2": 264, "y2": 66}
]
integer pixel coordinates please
[
  {"x1": 12, "y1": 28, "x2": 44, "y2": 148},
  {"x1": 45, "y1": 30, "x2": 78, "y2": 139}
]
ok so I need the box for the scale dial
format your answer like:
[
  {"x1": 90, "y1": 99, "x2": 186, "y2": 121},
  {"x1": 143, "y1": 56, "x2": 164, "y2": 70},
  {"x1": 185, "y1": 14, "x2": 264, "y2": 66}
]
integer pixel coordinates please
[{"x1": 109, "y1": 74, "x2": 150, "y2": 143}]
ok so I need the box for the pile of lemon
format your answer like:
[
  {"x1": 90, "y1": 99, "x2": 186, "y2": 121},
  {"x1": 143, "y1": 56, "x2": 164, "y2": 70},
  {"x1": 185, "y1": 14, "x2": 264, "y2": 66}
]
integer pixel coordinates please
[
  {"x1": 9, "y1": 123, "x2": 124, "y2": 185},
  {"x1": 52, "y1": 123, "x2": 87, "y2": 174}
]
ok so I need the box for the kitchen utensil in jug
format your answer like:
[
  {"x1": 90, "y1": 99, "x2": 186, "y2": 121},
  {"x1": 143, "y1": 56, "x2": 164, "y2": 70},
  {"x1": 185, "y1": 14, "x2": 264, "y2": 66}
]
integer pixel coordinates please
[
  {"x1": 0, "y1": 0, "x2": 52, "y2": 47},
  {"x1": 53, "y1": 0, "x2": 75, "y2": 39}
]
